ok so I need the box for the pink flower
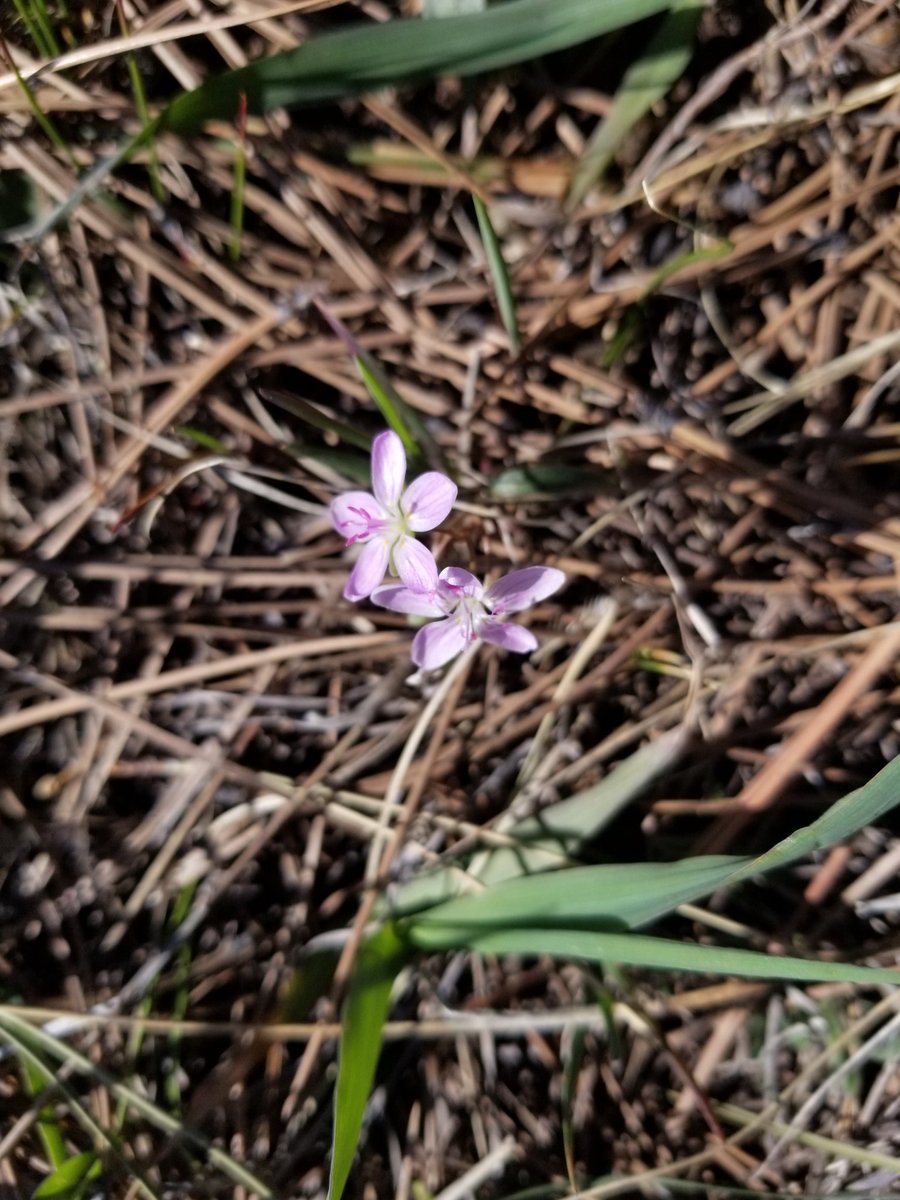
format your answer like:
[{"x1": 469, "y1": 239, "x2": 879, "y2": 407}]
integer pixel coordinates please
[
  {"x1": 372, "y1": 565, "x2": 565, "y2": 670},
  {"x1": 330, "y1": 431, "x2": 457, "y2": 601}
]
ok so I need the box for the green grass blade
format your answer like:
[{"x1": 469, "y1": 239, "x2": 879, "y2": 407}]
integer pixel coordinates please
[
  {"x1": 160, "y1": 0, "x2": 676, "y2": 133},
  {"x1": 561, "y1": 1025, "x2": 587, "y2": 1190},
  {"x1": 404, "y1": 855, "x2": 749, "y2": 946},
  {"x1": 384, "y1": 728, "x2": 688, "y2": 915},
  {"x1": 115, "y1": 0, "x2": 164, "y2": 204},
  {"x1": 313, "y1": 299, "x2": 430, "y2": 461},
  {"x1": 12, "y1": 0, "x2": 55, "y2": 58},
  {"x1": 229, "y1": 92, "x2": 248, "y2": 261},
  {"x1": 393, "y1": 750, "x2": 900, "y2": 932},
  {"x1": 33, "y1": 1152, "x2": 102, "y2": 1199},
  {"x1": 0, "y1": 1011, "x2": 273, "y2": 1198},
  {"x1": 489, "y1": 464, "x2": 614, "y2": 500},
  {"x1": 405, "y1": 925, "x2": 900, "y2": 987},
  {"x1": 258, "y1": 390, "x2": 373, "y2": 453},
  {"x1": 473, "y1": 195, "x2": 520, "y2": 353},
  {"x1": 472, "y1": 726, "x2": 688, "y2": 887},
  {"x1": 25, "y1": 0, "x2": 59, "y2": 57},
  {"x1": 566, "y1": 1, "x2": 700, "y2": 209},
  {"x1": 732, "y1": 752, "x2": 900, "y2": 885},
  {"x1": 1, "y1": 116, "x2": 162, "y2": 246},
  {"x1": 329, "y1": 925, "x2": 408, "y2": 1200},
  {"x1": 601, "y1": 238, "x2": 731, "y2": 367},
  {"x1": 8, "y1": 1028, "x2": 147, "y2": 1200},
  {"x1": 355, "y1": 357, "x2": 422, "y2": 460},
  {"x1": 20, "y1": 1058, "x2": 69, "y2": 1174},
  {"x1": 0, "y1": 38, "x2": 76, "y2": 168}
]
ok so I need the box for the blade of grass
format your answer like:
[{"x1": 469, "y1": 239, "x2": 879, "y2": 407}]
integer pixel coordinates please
[
  {"x1": 403, "y1": 855, "x2": 750, "y2": 943},
  {"x1": 384, "y1": 728, "x2": 690, "y2": 915},
  {"x1": 0, "y1": 1011, "x2": 274, "y2": 1198},
  {"x1": 354, "y1": 357, "x2": 422, "y2": 459},
  {"x1": 115, "y1": 0, "x2": 164, "y2": 205},
  {"x1": 9, "y1": 0, "x2": 677, "y2": 245},
  {"x1": 0, "y1": 34, "x2": 77, "y2": 169},
  {"x1": 229, "y1": 92, "x2": 248, "y2": 261},
  {"x1": 404, "y1": 925, "x2": 900, "y2": 988},
  {"x1": 314, "y1": 300, "x2": 432, "y2": 462},
  {"x1": 601, "y1": 238, "x2": 731, "y2": 368},
  {"x1": 473, "y1": 195, "x2": 520, "y2": 353},
  {"x1": 566, "y1": 1, "x2": 700, "y2": 210},
  {"x1": 561, "y1": 1025, "x2": 587, "y2": 1191},
  {"x1": 402, "y1": 754, "x2": 900, "y2": 936},
  {"x1": 160, "y1": 0, "x2": 677, "y2": 133},
  {"x1": 27, "y1": 0, "x2": 60, "y2": 57},
  {"x1": 19, "y1": 1057, "x2": 69, "y2": 1176},
  {"x1": 329, "y1": 924, "x2": 408, "y2": 1200},
  {"x1": 12, "y1": 0, "x2": 56, "y2": 58},
  {"x1": 733, "y1": 751, "x2": 900, "y2": 884},
  {"x1": 258, "y1": 389, "x2": 374, "y2": 452},
  {"x1": 470, "y1": 725, "x2": 688, "y2": 888},
  {"x1": 489, "y1": 463, "x2": 614, "y2": 500},
  {"x1": 7, "y1": 1028, "x2": 154, "y2": 1200},
  {"x1": 33, "y1": 1152, "x2": 103, "y2": 1200}
]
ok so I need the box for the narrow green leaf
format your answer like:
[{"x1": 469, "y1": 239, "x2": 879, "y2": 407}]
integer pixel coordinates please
[
  {"x1": 473, "y1": 195, "x2": 520, "y2": 353},
  {"x1": 329, "y1": 925, "x2": 409, "y2": 1200},
  {"x1": 406, "y1": 926, "x2": 900, "y2": 988},
  {"x1": 313, "y1": 300, "x2": 431, "y2": 460},
  {"x1": 732, "y1": 752, "x2": 900, "y2": 885},
  {"x1": 159, "y1": 0, "x2": 677, "y2": 133},
  {"x1": 471, "y1": 726, "x2": 687, "y2": 887},
  {"x1": 384, "y1": 727, "x2": 687, "y2": 915},
  {"x1": 12, "y1": 0, "x2": 56, "y2": 58},
  {"x1": 258, "y1": 389, "x2": 373, "y2": 452},
  {"x1": 174, "y1": 426, "x2": 230, "y2": 454},
  {"x1": 116, "y1": 0, "x2": 164, "y2": 206},
  {"x1": 561, "y1": 1025, "x2": 587, "y2": 1190},
  {"x1": 355, "y1": 357, "x2": 422, "y2": 460},
  {"x1": 489, "y1": 464, "x2": 613, "y2": 500},
  {"x1": 0, "y1": 1011, "x2": 273, "y2": 1199},
  {"x1": 567, "y1": 1, "x2": 700, "y2": 209},
  {"x1": 2, "y1": 45, "x2": 76, "y2": 168},
  {"x1": 291, "y1": 446, "x2": 372, "y2": 484},
  {"x1": 601, "y1": 240, "x2": 731, "y2": 368},
  {"x1": 404, "y1": 855, "x2": 749, "y2": 947},
  {"x1": 20, "y1": 1057, "x2": 69, "y2": 1173},
  {"x1": 33, "y1": 1152, "x2": 101, "y2": 1200},
  {"x1": 229, "y1": 140, "x2": 247, "y2": 261}
]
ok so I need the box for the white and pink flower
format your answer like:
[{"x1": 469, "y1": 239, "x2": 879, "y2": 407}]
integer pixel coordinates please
[
  {"x1": 330, "y1": 431, "x2": 457, "y2": 601},
  {"x1": 372, "y1": 565, "x2": 565, "y2": 670}
]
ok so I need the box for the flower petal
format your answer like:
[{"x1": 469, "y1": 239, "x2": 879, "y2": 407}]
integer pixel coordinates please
[
  {"x1": 371, "y1": 431, "x2": 406, "y2": 507},
  {"x1": 412, "y1": 618, "x2": 469, "y2": 670},
  {"x1": 329, "y1": 490, "x2": 383, "y2": 538},
  {"x1": 402, "y1": 472, "x2": 458, "y2": 532},
  {"x1": 479, "y1": 619, "x2": 538, "y2": 654},
  {"x1": 484, "y1": 566, "x2": 565, "y2": 615},
  {"x1": 371, "y1": 584, "x2": 446, "y2": 618},
  {"x1": 343, "y1": 539, "x2": 389, "y2": 602},
  {"x1": 393, "y1": 536, "x2": 438, "y2": 594},
  {"x1": 438, "y1": 566, "x2": 483, "y2": 598}
]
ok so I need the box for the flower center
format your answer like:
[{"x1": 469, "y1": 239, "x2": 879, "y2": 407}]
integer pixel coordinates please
[
  {"x1": 440, "y1": 586, "x2": 485, "y2": 643},
  {"x1": 342, "y1": 504, "x2": 388, "y2": 546}
]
